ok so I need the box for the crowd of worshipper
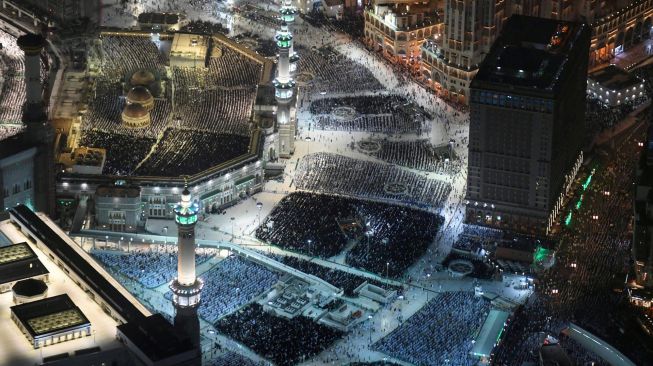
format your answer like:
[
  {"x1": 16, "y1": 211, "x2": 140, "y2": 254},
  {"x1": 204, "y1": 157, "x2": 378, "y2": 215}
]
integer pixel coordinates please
[
  {"x1": 235, "y1": 3, "x2": 282, "y2": 28},
  {"x1": 294, "y1": 153, "x2": 452, "y2": 209},
  {"x1": 171, "y1": 72, "x2": 255, "y2": 135},
  {"x1": 257, "y1": 192, "x2": 442, "y2": 277},
  {"x1": 367, "y1": 139, "x2": 457, "y2": 174},
  {"x1": 494, "y1": 128, "x2": 653, "y2": 365},
  {"x1": 206, "y1": 47, "x2": 263, "y2": 87},
  {"x1": 256, "y1": 192, "x2": 358, "y2": 257},
  {"x1": 373, "y1": 292, "x2": 491, "y2": 366},
  {"x1": 180, "y1": 20, "x2": 229, "y2": 35},
  {"x1": 207, "y1": 351, "x2": 263, "y2": 366},
  {"x1": 134, "y1": 129, "x2": 250, "y2": 176},
  {"x1": 584, "y1": 95, "x2": 647, "y2": 141},
  {"x1": 90, "y1": 248, "x2": 213, "y2": 288},
  {"x1": 97, "y1": 36, "x2": 167, "y2": 84},
  {"x1": 265, "y1": 253, "x2": 397, "y2": 296},
  {"x1": 0, "y1": 124, "x2": 23, "y2": 140},
  {"x1": 314, "y1": 114, "x2": 424, "y2": 134},
  {"x1": 309, "y1": 95, "x2": 414, "y2": 115},
  {"x1": 194, "y1": 255, "x2": 279, "y2": 324},
  {"x1": 309, "y1": 95, "x2": 428, "y2": 134},
  {"x1": 79, "y1": 131, "x2": 155, "y2": 175},
  {"x1": 345, "y1": 204, "x2": 442, "y2": 278},
  {"x1": 301, "y1": 10, "x2": 364, "y2": 38},
  {"x1": 216, "y1": 303, "x2": 344, "y2": 366},
  {"x1": 0, "y1": 29, "x2": 47, "y2": 124},
  {"x1": 297, "y1": 45, "x2": 384, "y2": 94},
  {"x1": 556, "y1": 334, "x2": 610, "y2": 366},
  {"x1": 451, "y1": 224, "x2": 507, "y2": 253}
]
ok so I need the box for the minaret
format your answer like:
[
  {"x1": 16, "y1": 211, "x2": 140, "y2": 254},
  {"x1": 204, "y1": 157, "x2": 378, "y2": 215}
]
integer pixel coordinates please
[
  {"x1": 280, "y1": 0, "x2": 298, "y2": 23},
  {"x1": 17, "y1": 33, "x2": 55, "y2": 217},
  {"x1": 170, "y1": 184, "x2": 203, "y2": 355},
  {"x1": 274, "y1": 22, "x2": 297, "y2": 158}
]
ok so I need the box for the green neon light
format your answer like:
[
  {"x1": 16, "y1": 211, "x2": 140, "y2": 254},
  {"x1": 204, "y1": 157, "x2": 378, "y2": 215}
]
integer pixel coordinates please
[
  {"x1": 582, "y1": 168, "x2": 596, "y2": 191},
  {"x1": 575, "y1": 194, "x2": 583, "y2": 210},
  {"x1": 565, "y1": 211, "x2": 572, "y2": 226},
  {"x1": 175, "y1": 214, "x2": 197, "y2": 225},
  {"x1": 496, "y1": 327, "x2": 504, "y2": 343},
  {"x1": 533, "y1": 246, "x2": 551, "y2": 263}
]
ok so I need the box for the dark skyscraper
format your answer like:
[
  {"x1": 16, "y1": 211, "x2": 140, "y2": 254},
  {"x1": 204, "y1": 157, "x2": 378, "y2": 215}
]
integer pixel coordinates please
[{"x1": 465, "y1": 15, "x2": 591, "y2": 234}]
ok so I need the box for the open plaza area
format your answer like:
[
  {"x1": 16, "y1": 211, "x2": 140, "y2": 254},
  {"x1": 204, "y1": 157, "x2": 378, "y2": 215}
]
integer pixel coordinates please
[{"x1": 1, "y1": 0, "x2": 653, "y2": 365}]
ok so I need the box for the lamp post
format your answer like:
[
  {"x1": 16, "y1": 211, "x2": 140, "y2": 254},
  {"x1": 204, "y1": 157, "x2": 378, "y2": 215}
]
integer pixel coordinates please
[
  {"x1": 256, "y1": 202, "x2": 263, "y2": 225},
  {"x1": 386, "y1": 262, "x2": 390, "y2": 279},
  {"x1": 231, "y1": 217, "x2": 235, "y2": 241},
  {"x1": 307, "y1": 239, "x2": 312, "y2": 256}
]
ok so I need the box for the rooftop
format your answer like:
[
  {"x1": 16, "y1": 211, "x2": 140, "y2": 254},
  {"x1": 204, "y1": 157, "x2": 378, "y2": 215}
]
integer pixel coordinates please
[
  {"x1": 95, "y1": 185, "x2": 140, "y2": 198},
  {"x1": 473, "y1": 16, "x2": 590, "y2": 93},
  {"x1": 0, "y1": 242, "x2": 48, "y2": 285},
  {"x1": 589, "y1": 65, "x2": 642, "y2": 91},
  {"x1": 117, "y1": 314, "x2": 195, "y2": 362},
  {"x1": 11, "y1": 294, "x2": 90, "y2": 338}
]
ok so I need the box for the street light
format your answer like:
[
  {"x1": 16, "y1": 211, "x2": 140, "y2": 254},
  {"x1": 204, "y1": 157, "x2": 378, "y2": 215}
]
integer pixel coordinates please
[
  {"x1": 386, "y1": 262, "x2": 390, "y2": 278},
  {"x1": 307, "y1": 239, "x2": 312, "y2": 255}
]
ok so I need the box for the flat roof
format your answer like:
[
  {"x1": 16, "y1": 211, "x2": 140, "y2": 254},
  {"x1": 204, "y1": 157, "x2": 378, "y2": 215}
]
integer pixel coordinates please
[
  {"x1": 117, "y1": 313, "x2": 195, "y2": 362},
  {"x1": 0, "y1": 242, "x2": 36, "y2": 265},
  {"x1": 472, "y1": 15, "x2": 590, "y2": 93},
  {"x1": 0, "y1": 242, "x2": 48, "y2": 284},
  {"x1": 8, "y1": 205, "x2": 148, "y2": 324},
  {"x1": 589, "y1": 65, "x2": 642, "y2": 91},
  {"x1": 11, "y1": 294, "x2": 90, "y2": 338},
  {"x1": 170, "y1": 33, "x2": 208, "y2": 60},
  {"x1": 0, "y1": 134, "x2": 37, "y2": 160},
  {"x1": 95, "y1": 185, "x2": 140, "y2": 198},
  {"x1": 470, "y1": 309, "x2": 510, "y2": 358}
]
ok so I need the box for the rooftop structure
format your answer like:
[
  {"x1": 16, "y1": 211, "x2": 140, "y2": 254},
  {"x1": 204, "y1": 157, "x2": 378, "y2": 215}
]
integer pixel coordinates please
[
  {"x1": 170, "y1": 33, "x2": 209, "y2": 68},
  {"x1": 473, "y1": 18, "x2": 587, "y2": 94},
  {"x1": 116, "y1": 314, "x2": 196, "y2": 365},
  {"x1": 0, "y1": 242, "x2": 48, "y2": 293},
  {"x1": 10, "y1": 294, "x2": 91, "y2": 349},
  {"x1": 12, "y1": 278, "x2": 48, "y2": 304}
]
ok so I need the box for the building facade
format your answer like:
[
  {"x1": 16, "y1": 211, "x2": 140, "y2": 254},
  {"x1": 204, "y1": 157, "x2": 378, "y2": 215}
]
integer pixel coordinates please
[
  {"x1": 465, "y1": 16, "x2": 591, "y2": 235},
  {"x1": 364, "y1": 0, "x2": 441, "y2": 65},
  {"x1": 420, "y1": 0, "x2": 507, "y2": 103},
  {"x1": 633, "y1": 126, "x2": 653, "y2": 288}
]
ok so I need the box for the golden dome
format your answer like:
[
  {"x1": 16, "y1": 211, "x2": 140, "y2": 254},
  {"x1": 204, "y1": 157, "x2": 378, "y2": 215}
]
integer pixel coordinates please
[
  {"x1": 130, "y1": 70, "x2": 155, "y2": 86},
  {"x1": 122, "y1": 103, "x2": 151, "y2": 128},
  {"x1": 123, "y1": 103, "x2": 148, "y2": 118},
  {"x1": 127, "y1": 86, "x2": 154, "y2": 111}
]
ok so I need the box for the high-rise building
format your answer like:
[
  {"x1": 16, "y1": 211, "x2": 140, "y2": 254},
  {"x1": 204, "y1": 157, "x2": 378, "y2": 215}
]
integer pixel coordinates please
[
  {"x1": 633, "y1": 125, "x2": 653, "y2": 288},
  {"x1": 274, "y1": 22, "x2": 297, "y2": 158},
  {"x1": 364, "y1": 0, "x2": 442, "y2": 65},
  {"x1": 465, "y1": 15, "x2": 591, "y2": 235},
  {"x1": 169, "y1": 185, "x2": 202, "y2": 361},
  {"x1": 420, "y1": 0, "x2": 507, "y2": 103},
  {"x1": 421, "y1": 0, "x2": 653, "y2": 103}
]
